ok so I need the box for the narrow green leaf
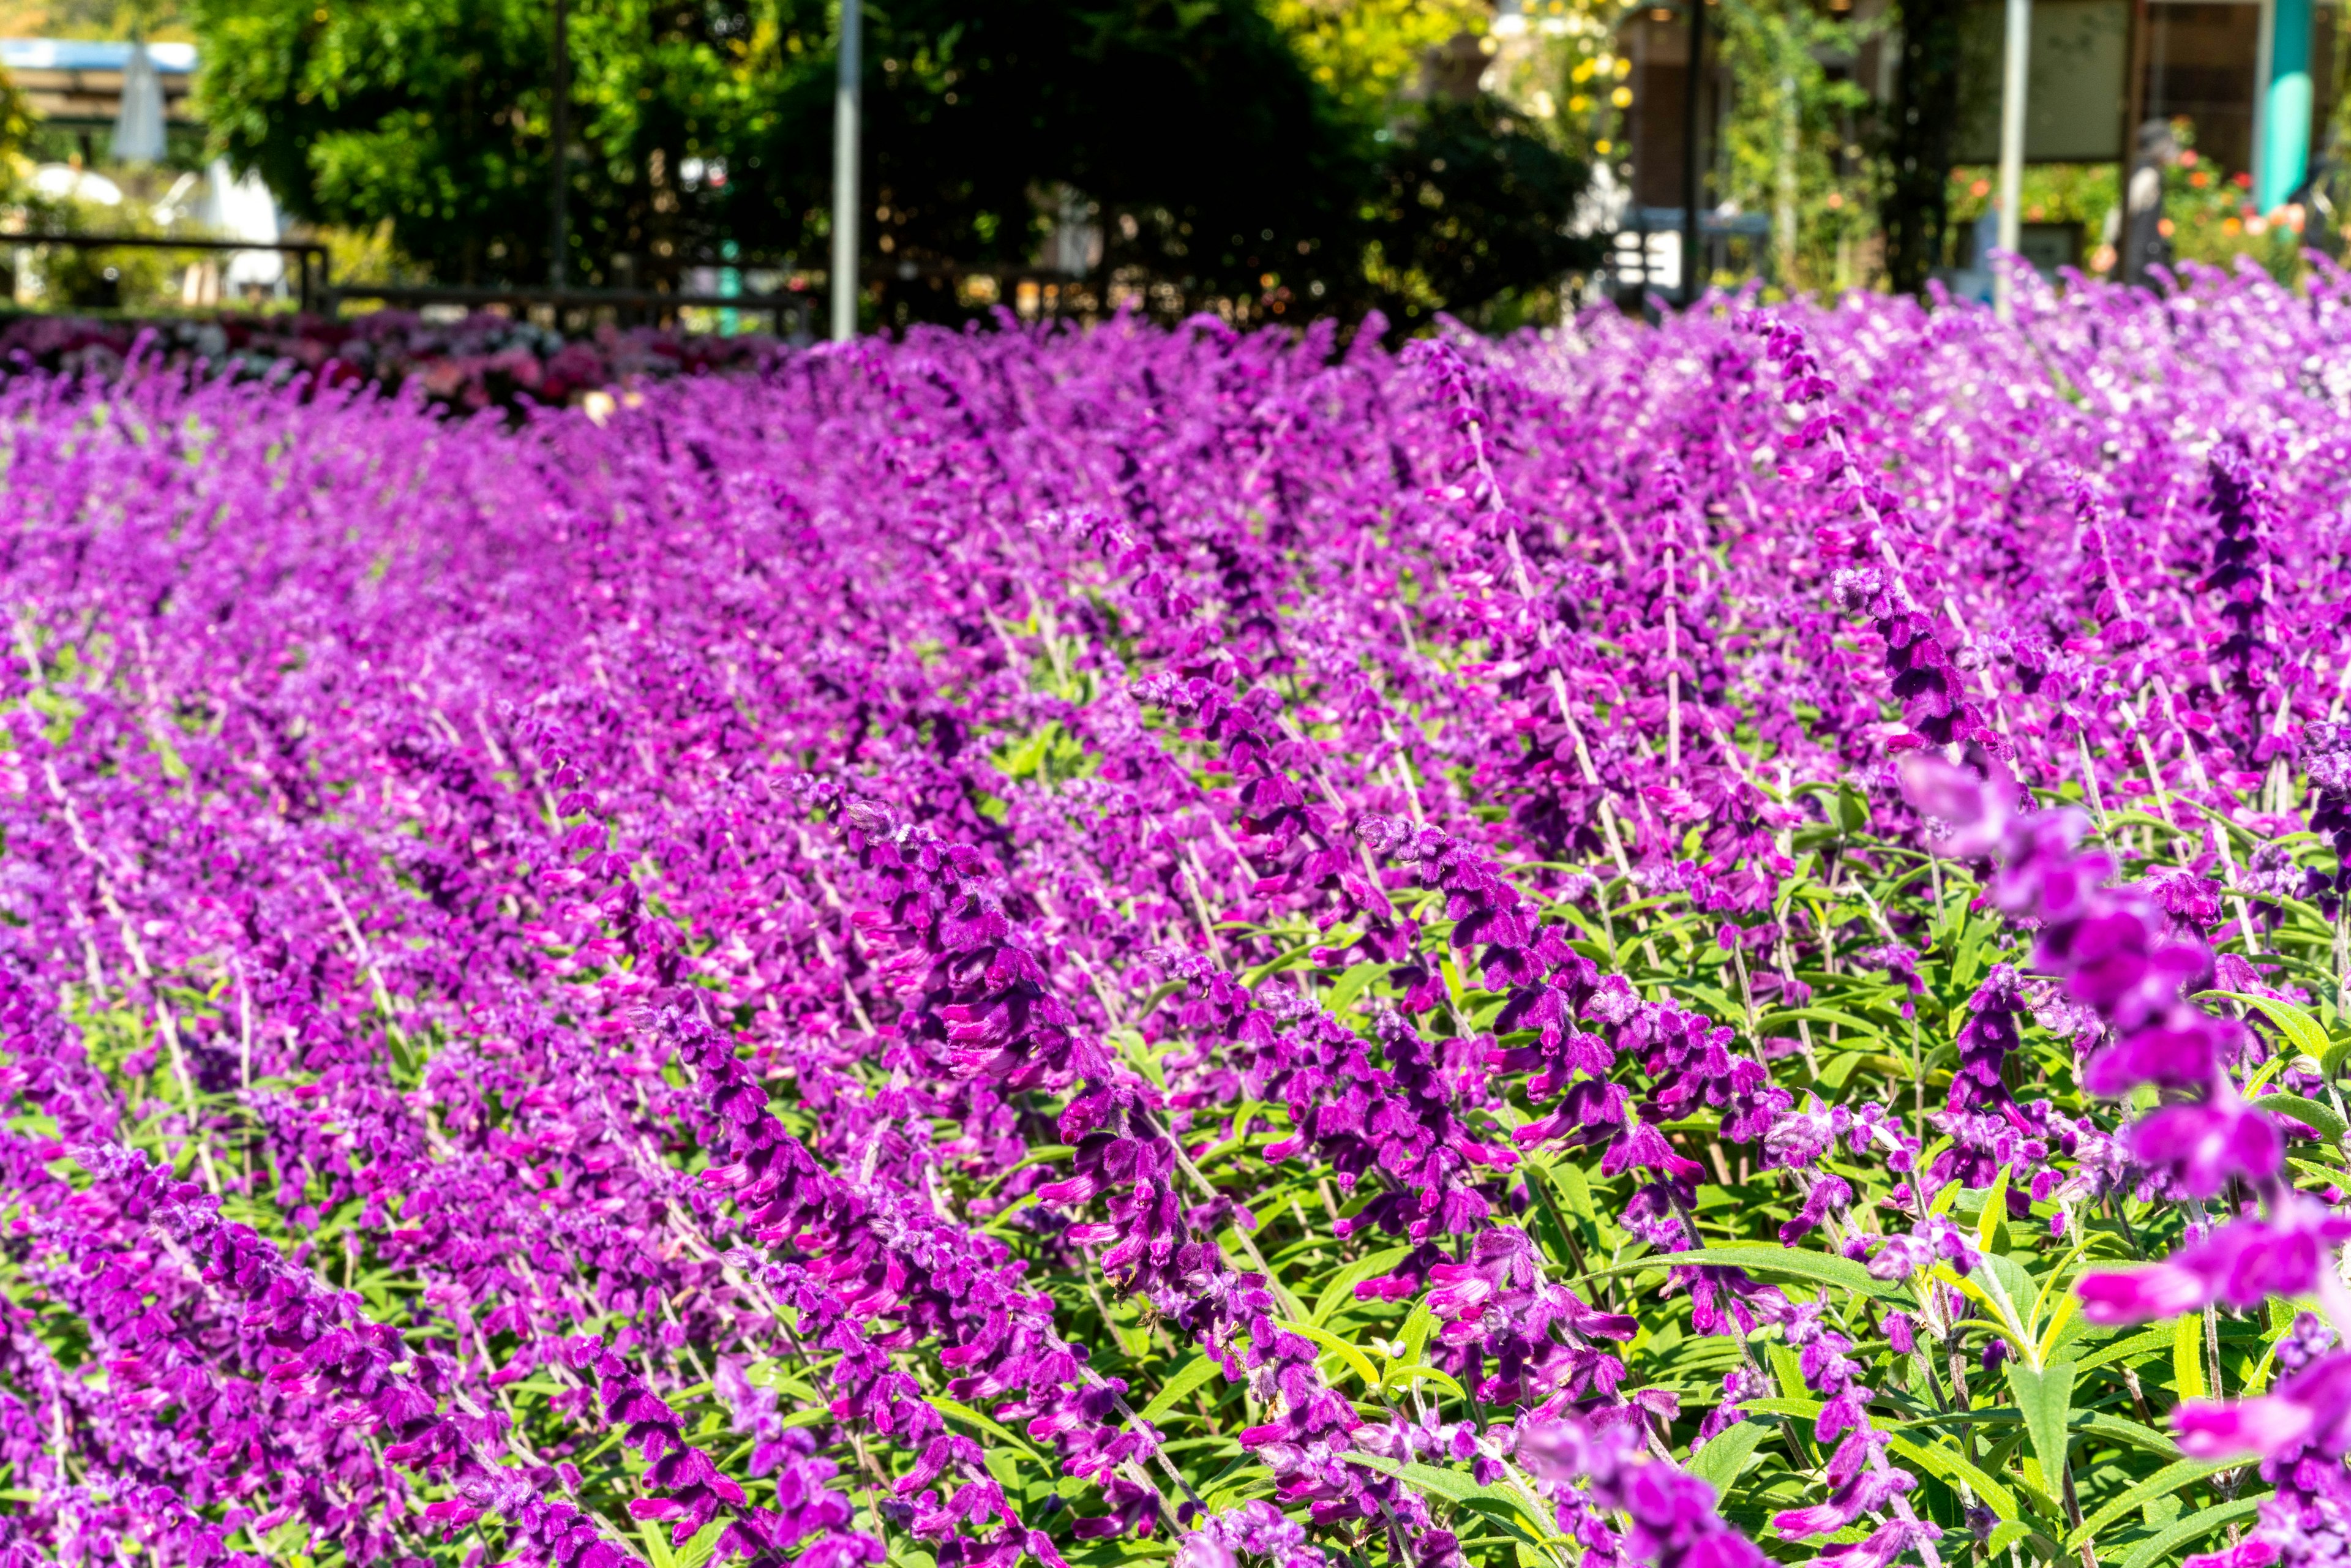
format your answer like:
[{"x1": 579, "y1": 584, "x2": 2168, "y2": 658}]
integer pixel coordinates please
[
  {"x1": 1310, "y1": 1245, "x2": 1412, "y2": 1326},
  {"x1": 1604, "y1": 1244, "x2": 1895, "y2": 1299},
  {"x1": 2257, "y1": 1091, "x2": 2347, "y2": 1144},
  {"x1": 2205, "y1": 991, "x2": 2334, "y2": 1064},
  {"x1": 1687, "y1": 1422, "x2": 1766, "y2": 1494},
  {"x1": 1137, "y1": 1352, "x2": 1224, "y2": 1425},
  {"x1": 2117, "y1": 1498, "x2": 2266, "y2": 1568},
  {"x1": 2074, "y1": 1327, "x2": 2172, "y2": 1375},
  {"x1": 926, "y1": 1394, "x2": 1045, "y2": 1461},
  {"x1": 2173, "y1": 1315, "x2": 2208, "y2": 1400},
  {"x1": 1886, "y1": 1435, "x2": 2018, "y2": 1522},
  {"x1": 2005, "y1": 1360, "x2": 2077, "y2": 1492},
  {"x1": 2066, "y1": 1458, "x2": 2232, "y2": 1550},
  {"x1": 1986, "y1": 1523, "x2": 2031, "y2": 1558},
  {"x1": 1390, "y1": 1298, "x2": 1434, "y2": 1368},
  {"x1": 1380, "y1": 1361, "x2": 1468, "y2": 1398},
  {"x1": 1976, "y1": 1167, "x2": 2011, "y2": 1258},
  {"x1": 1279, "y1": 1320, "x2": 1383, "y2": 1389},
  {"x1": 1324, "y1": 961, "x2": 1387, "y2": 1015}
]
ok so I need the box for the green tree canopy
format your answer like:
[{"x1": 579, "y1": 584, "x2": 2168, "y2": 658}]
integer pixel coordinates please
[{"x1": 193, "y1": 0, "x2": 1595, "y2": 326}]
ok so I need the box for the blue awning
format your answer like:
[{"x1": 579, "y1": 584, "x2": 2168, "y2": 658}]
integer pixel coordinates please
[{"x1": 0, "y1": 39, "x2": 197, "y2": 73}]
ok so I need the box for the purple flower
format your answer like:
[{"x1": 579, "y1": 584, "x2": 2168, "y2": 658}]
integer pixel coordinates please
[{"x1": 2080, "y1": 1206, "x2": 2351, "y2": 1323}]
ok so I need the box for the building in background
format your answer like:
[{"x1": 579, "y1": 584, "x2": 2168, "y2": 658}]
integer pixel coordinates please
[{"x1": 1606, "y1": 0, "x2": 2339, "y2": 293}]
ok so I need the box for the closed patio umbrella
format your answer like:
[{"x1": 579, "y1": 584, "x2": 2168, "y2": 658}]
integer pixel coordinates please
[{"x1": 112, "y1": 40, "x2": 165, "y2": 163}]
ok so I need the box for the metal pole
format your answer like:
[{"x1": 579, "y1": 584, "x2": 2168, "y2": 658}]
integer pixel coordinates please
[
  {"x1": 831, "y1": 0, "x2": 861, "y2": 340},
  {"x1": 1994, "y1": 0, "x2": 2029, "y2": 318},
  {"x1": 1681, "y1": 0, "x2": 1707, "y2": 307},
  {"x1": 2257, "y1": 0, "x2": 2312, "y2": 211},
  {"x1": 550, "y1": 0, "x2": 569, "y2": 288}
]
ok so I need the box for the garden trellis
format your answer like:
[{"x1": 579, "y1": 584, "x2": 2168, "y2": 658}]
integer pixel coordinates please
[{"x1": 7, "y1": 261, "x2": 2351, "y2": 1568}]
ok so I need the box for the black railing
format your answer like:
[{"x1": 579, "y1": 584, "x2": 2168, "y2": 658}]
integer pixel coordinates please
[
  {"x1": 10, "y1": 233, "x2": 331, "y2": 311},
  {"x1": 6, "y1": 236, "x2": 815, "y2": 334},
  {"x1": 325, "y1": 282, "x2": 813, "y2": 334}
]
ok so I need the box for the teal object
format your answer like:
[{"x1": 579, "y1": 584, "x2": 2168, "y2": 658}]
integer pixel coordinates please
[
  {"x1": 2260, "y1": 0, "x2": 2313, "y2": 212},
  {"x1": 721, "y1": 239, "x2": 742, "y2": 337}
]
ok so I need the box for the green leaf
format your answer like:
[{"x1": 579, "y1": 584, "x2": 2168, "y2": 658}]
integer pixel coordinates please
[
  {"x1": 2257, "y1": 1091, "x2": 2348, "y2": 1144},
  {"x1": 1380, "y1": 1361, "x2": 1468, "y2": 1398},
  {"x1": 1348, "y1": 1453, "x2": 1558, "y2": 1543},
  {"x1": 1324, "y1": 960, "x2": 1388, "y2": 1015},
  {"x1": 2005, "y1": 1360, "x2": 2077, "y2": 1491},
  {"x1": 926, "y1": 1395, "x2": 1045, "y2": 1461},
  {"x1": 1886, "y1": 1434, "x2": 2018, "y2": 1522},
  {"x1": 2117, "y1": 1498, "x2": 2266, "y2": 1568},
  {"x1": 1834, "y1": 781, "x2": 1870, "y2": 835},
  {"x1": 2079, "y1": 1411, "x2": 2183, "y2": 1458},
  {"x1": 1345, "y1": 1450, "x2": 1475, "y2": 1501},
  {"x1": 1976, "y1": 1167, "x2": 2010, "y2": 1258},
  {"x1": 2072, "y1": 1326, "x2": 2172, "y2": 1374},
  {"x1": 1687, "y1": 1422, "x2": 1766, "y2": 1495},
  {"x1": 1241, "y1": 942, "x2": 1321, "y2": 988},
  {"x1": 1605, "y1": 1244, "x2": 1895, "y2": 1299},
  {"x1": 1137, "y1": 1352, "x2": 1224, "y2": 1425},
  {"x1": 2066, "y1": 1458, "x2": 2232, "y2": 1550},
  {"x1": 1310, "y1": 1245, "x2": 1412, "y2": 1326},
  {"x1": 1398, "y1": 1298, "x2": 1437, "y2": 1365},
  {"x1": 1279, "y1": 1320, "x2": 1383, "y2": 1389},
  {"x1": 1986, "y1": 1523, "x2": 2031, "y2": 1558},
  {"x1": 2205, "y1": 991, "x2": 2335, "y2": 1066},
  {"x1": 1452, "y1": 1495, "x2": 1547, "y2": 1545},
  {"x1": 2173, "y1": 1315, "x2": 2208, "y2": 1400},
  {"x1": 673, "y1": 1521, "x2": 730, "y2": 1568}
]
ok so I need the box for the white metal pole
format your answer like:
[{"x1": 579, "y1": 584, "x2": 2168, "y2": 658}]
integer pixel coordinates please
[
  {"x1": 1994, "y1": 0, "x2": 2030, "y2": 318},
  {"x1": 831, "y1": 0, "x2": 861, "y2": 341}
]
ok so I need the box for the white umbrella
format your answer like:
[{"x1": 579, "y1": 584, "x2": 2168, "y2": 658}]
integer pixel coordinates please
[{"x1": 113, "y1": 41, "x2": 167, "y2": 163}]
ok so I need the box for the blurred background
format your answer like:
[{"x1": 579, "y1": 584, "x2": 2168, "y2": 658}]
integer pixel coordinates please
[{"x1": 0, "y1": 0, "x2": 2336, "y2": 331}]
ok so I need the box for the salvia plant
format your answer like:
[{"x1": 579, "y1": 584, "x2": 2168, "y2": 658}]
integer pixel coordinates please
[{"x1": 9, "y1": 258, "x2": 2351, "y2": 1568}]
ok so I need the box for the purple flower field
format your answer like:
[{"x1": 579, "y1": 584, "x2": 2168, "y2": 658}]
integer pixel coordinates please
[{"x1": 9, "y1": 264, "x2": 2351, "y2": 1568}]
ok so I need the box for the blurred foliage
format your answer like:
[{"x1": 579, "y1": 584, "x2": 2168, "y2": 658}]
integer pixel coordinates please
[
  {"x1": 190, "y1": 0, "x2": 1601, "y2": 329},
  {"x1": 1363, "y1": 97, "x2": 1599, "y2": 328},
  {"x1": 1265, "y1": 0, "x2": 1487, "y2": 124},
  {"x1": 1944, "y1": 124, "x2": 2314, "y2": 285},
  {"x1": 1879, "y1": 0, "x2": 1959, "y2": 293},
  {"x1": 0, "y1": 0, "x2": 191, "y2": 39},
  {"x1": 1714, "y1": 0, "x2": 1874, "y2": 293},
  {"x1": 1944, "y1": 161, "x2": 2121, "y2": 280},
  {"x1": 315, "y1": 217, "x2": 428, "y2": 291},
  {"x1": 193, "y1": 0, "x2": 1379, "y2": 308},
  {"x1": 772, "y1": 0, "x2": 1380, "y2": 324},
  {"x1": 17, "y1": 194, "x2": 178, "y2": 310}
]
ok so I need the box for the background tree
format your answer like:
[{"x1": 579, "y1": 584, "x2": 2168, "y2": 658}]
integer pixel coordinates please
[
  {"x1": 1267, "y1": 0, "x2": 1487, "y2": 121},
  {"x1": 193, "y1": 0, "x2": 776, "y2": 285},
  {"x1": 1363, "y1": 96, "x2": 1599, "y2": 328},
  {"x1": 192, "y1": 0, "x2": 1597, "y2": 327},
  {"x1": 1878, "y1": 0, "x2": 1960, "y2": 291},
  {"x1": 1714, "y1": 0, "x2": 1873, "y2": 291},
  {"x1": 725, "y1": 0, "x2": 1379, "y2": 324}
]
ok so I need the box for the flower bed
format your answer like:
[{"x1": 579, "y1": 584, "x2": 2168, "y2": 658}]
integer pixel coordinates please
[
  {"x1": 0, "y1": 307, "x2": 776, "y2": 408},
  {"x1": 3, "y1": 261, "x2": 2350, "y2": 1568}
]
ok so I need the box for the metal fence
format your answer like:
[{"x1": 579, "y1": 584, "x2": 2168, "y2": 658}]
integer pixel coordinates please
[{"x1": 7, "y1": 233, "x2": 815, "y2": 334}]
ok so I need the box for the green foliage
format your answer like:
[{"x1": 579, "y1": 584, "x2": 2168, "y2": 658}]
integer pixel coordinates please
[
  {"x1": 1714, "y1": 0, "x2": 1873, "y2": 291},
  {"x1": 190, "y1": 0, "x2": 1599, "y2": 324},
  {"x1": 191, "y1": 0, "x2": 1378, "y2": 306},
  {"x1": 1362, "y1": 97, "x2": 1601, "y2": 328},
  {"x1": 1264, "y1": 0, "x2": 1488, "y2": 125},
  {"x1": 193, "y1": 0, "x2": 589, "y2": 283}
]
